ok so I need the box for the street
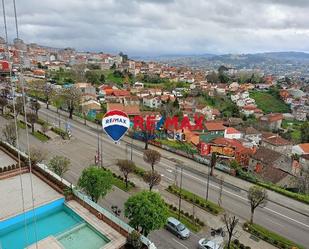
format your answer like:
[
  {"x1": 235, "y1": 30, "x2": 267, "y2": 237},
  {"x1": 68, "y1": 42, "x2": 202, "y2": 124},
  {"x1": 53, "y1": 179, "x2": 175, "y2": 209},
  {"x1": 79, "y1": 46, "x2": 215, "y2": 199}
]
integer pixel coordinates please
[{"x1": 1, "y1": 106, "x2": 309, "y2": 248}]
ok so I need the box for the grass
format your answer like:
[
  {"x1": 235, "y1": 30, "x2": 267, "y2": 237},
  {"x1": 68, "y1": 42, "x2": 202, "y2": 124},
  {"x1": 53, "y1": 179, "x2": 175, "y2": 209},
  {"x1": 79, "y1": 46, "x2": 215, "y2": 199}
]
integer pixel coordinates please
[
  {"x1": 32, "y1": 131, "x2": 50, "y2": 142},
  {"x1": 156, "y1": 139, "x2": 198, "y2": 155},
  {"x1": 244, "y1": 222, "x2": 305, "y2": 249},
  {"x1": 250, "y1": 91, "x2": 290, "y2": 113},
  {"x1": 103, "y1": 69, "x2": 125, "y2": 84},
  {"x1": 100, "y1": 166, "x2": 134, "y2": 192},
  {"x1": 167, "y1": 185, "x2": 224, "y2": 215},
  {"x1": 17, "y1": 120, "x2": 26, "y2": 129},
  {"x1": 167, "y1": 208, "x2": 202, "y2": 233}
]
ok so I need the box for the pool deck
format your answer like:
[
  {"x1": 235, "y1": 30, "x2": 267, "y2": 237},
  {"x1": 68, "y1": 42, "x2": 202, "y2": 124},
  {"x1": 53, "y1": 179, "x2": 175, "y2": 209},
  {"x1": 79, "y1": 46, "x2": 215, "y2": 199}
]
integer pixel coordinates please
[
  {"x1": 66, "y1": 200, "x2": 126, "y2": 249},
  {"x1": 0, "y1": 173, "x2": 62, "y2": 221},
  {"x1": 28, "y1": 236, "x2": 64, "y2": 249}
]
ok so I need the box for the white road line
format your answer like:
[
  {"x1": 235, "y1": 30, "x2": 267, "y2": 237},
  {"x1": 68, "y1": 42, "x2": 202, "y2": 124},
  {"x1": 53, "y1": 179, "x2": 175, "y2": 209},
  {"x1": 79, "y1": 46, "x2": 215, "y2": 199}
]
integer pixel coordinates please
[
  {"x1": 172, "y1": 238, "x2": 189, "y2": 249},
  {"x1": 40, "y1": 109, "x2": 309, "y2": 229}
]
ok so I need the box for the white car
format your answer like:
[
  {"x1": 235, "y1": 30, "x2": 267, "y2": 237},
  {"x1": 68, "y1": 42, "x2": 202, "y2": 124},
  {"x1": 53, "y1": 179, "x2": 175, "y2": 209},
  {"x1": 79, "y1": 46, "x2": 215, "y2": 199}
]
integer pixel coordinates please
[{"x1": 198, "y1": 238, "x2": 224, "y2": 249}]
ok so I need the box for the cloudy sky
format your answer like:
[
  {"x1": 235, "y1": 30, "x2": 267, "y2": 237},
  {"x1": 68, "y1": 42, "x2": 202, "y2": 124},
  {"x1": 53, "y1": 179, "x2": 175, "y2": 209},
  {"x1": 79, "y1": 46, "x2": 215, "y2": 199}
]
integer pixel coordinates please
[{"x1": 1, "y1": 0, "x2": 309, "y2": 55}]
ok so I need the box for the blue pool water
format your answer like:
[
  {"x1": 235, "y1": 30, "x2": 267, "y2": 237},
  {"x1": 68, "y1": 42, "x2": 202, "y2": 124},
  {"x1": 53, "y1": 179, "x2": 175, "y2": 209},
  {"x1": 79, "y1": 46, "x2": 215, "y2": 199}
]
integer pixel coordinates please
[{"x1": 0, "y1": 198, "x2": 109, "y2": 249}]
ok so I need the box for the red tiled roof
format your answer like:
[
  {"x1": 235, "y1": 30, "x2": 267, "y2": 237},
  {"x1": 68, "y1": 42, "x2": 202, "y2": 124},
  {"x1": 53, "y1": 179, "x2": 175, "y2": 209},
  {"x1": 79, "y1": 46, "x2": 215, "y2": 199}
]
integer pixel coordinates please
[
  {"x1": 205, "y1": 122, "x2": 226, "y2": 131},
  {"x1": 107, "y1": 103, "x2": 140, "y2": 115},
  {"x1": 112, "y1": 90, "x2": 131, "y2": 97},
  {"x1": 260, "y1": 113, "x2": 283, "y2": 123},
  {"x1": 263, "y1": 135, "x2": 292, "y2": 146},
  {"x1": 225, "y1": 127, "x2": 241, "y2": 134},
  {"x1": 299, "y1": 143, "x2": 309, "y2": 154}
]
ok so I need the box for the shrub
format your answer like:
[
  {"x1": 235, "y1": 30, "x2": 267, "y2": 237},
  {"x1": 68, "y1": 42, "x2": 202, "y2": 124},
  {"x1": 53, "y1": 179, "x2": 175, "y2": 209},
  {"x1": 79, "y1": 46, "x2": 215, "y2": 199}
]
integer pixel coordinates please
[
  {"x1": 185, "y1": 212, "x2": 189, "y2": 217},
  {"x1": 195, "y1": 199, "x2": 200, "y2": 205},
  {"x1": 3, "y1": 166, "x2": 7, "y2": 172},
  {"x1": 233, "y1": 239, "x2": 239, "y2": 245},
  {"x1": 239, "y1": 244, "x2": 245, "y2": 249},
  {"x1": 180, "y1": 210, "x2": 184, "y2": 215},
  {"x1": 0, "y1": 168, "x2": 2, "y2": 173},
  {"x1": 245, "y1": 246, "x2": 251, "y2": 249},
  {"x1": 173, "y1": 206, "x2": 177, "y2": 212}
]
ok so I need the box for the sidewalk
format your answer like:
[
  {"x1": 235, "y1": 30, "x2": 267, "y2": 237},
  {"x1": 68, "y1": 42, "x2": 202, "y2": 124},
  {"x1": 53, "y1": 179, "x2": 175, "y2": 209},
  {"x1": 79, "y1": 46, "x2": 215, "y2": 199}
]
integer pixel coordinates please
[{"x1": 38, "y1": 102, "x2": 309, "y2": 216}]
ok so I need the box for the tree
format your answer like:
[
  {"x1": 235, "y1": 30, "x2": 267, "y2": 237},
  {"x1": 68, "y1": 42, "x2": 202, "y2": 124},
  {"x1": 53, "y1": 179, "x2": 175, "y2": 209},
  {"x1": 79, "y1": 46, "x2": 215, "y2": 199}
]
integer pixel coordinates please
[
  {"x1": 30, "y1": 101, "x2": 41, "y2": 117},
  {"x1": 300, "y1": 122, "x2": 309, "y2": 143},
  {"x1": 14, "y1": 97, "x2": 24, "y2": 118},
  {"x1": 43, "y1": 83, "x2": 53, "y2": 109},
  {"x1": 117, "y1": 159, "x2": 136, "y2": 189},
  {"x1": 222, "y1": 213, "x2": 239, "y2": 249},
  {"x1": 71, "y1": 64, "x2": 87, "y2": 82},
  {"x1": 206, "y1": 71, "x2": 219, "y2": 83},
  {"x1": 210, "y1": 152, "x2": 217, "y2": 176},
  {"x1": 29, "y1": 146, "x2": 47, "y2": 166},
  {"x1": 247, "y1": 186, "x2": 268, "y2": 224},
  {"x1": 99, "y1": 74, "x2": 105, "y2": 83},
  {"x1": 0, "y1": 97, "x2": 8, "y2": 115},
  {"x1": 77, "y1": 166, "x2": 113, "y2": 202},
  {"x1": 143, "y1": 149, "x2": 161, "y2": 172},
  {"x1": 127, "y1": 230, "x2": 142, "y2": 249},
  {"x1": 124, "y1": 191, "x2": 168, "y2": 236},
  {"x1": 48, "y1": 156, "x2": 70, "y2": 180},
  {"x1": 26, "y1": 112, "x2": 37, "y2": 133},
  {"x1": 294, "y1": 168, "x2": 309, "y2": 194},
  {"x1": 143, "y1": 170, "x2": 161, "y2": 191},
  {"x1": 51, "y1": 91, "x2": 64, "y2": 113},
  {"x1": 62, "y1": 87, "x2": 81, "y2": 119},
  {"x1": 85, "y1": 70, "x2": 100, "y2": 84},
  {"x1": 2, "y1": 122, "x2": 18, "y2": 146}
]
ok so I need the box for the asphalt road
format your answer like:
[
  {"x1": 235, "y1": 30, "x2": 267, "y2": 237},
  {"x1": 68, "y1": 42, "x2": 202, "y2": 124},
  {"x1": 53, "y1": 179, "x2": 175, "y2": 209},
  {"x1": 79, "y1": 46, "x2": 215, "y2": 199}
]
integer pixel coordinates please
[{"x1": 2, "y1": 107, "x2": 308, "y2": 248}]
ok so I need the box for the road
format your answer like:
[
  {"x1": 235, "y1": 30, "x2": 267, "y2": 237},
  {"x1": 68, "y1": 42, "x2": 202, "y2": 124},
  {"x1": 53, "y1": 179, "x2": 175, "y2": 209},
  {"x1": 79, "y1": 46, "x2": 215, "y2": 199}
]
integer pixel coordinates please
[{"x1": 1, "y1": 106, "x2": 309, "y2": 248}]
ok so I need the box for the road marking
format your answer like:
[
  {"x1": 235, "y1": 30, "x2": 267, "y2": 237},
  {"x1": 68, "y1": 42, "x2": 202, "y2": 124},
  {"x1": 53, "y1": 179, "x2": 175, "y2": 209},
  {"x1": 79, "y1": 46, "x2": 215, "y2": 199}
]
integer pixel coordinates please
[
  {"x1": 172, "y1": 238, "x2": 189, "y2": 249},
  {"x1": 166, "y1": 169, "x2": 173, "y2": 173},
  {"x1": 39, "y1": 109, "x2": 309, "y2": 229}
]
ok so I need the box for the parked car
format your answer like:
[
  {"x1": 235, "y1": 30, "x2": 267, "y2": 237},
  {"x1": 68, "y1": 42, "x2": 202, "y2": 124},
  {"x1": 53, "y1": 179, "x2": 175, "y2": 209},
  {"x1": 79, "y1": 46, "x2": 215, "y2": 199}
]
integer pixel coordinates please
[
  {"x1": 165, "y1": 217, "x2": 190, "y2": 239},
  {"x1": 198, "y1": 238, "x2": 224, "y2": 249}
]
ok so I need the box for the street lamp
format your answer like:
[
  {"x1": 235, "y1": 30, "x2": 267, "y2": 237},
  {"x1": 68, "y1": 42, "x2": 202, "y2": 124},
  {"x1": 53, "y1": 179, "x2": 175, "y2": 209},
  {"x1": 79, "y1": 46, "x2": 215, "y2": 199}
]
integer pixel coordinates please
[{"x1": 177, "y1": 165, "x2": 183, "y2": 220}]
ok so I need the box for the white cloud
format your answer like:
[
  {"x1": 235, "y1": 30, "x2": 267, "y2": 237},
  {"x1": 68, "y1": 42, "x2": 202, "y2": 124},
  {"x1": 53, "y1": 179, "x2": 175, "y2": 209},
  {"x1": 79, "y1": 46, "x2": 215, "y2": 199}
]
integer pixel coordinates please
[{"x1": 0, "y1": 0, "x2": 308, "y2": 55}]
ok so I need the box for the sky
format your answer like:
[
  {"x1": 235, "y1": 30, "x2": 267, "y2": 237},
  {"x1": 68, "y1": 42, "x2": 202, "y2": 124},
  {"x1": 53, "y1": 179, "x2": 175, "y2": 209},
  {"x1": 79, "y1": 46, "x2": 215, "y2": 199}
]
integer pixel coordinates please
[{"x1": 1, "y1": 0, "x2": 309, "y2": 56}]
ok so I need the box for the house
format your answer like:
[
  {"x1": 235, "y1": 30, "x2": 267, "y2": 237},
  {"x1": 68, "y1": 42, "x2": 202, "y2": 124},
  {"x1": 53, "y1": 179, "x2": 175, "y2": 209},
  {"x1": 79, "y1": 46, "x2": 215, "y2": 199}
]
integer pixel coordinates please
[
  {"x1": 143, "y1": 96, "x2": 161, "y2": 109},
  {"x1": 75, "y1": 83, "x2": 96, "y2": 96},
  {"x1": 204, "y1": 121, "x2": 226, "y2": 134},
  {"x1": 106, "y1": 103, "x2": 141, "y2": 116},
  {"x1": 242, "y1": 127, "x2": 262, "y2": 146},
  {"x1": 224, "y1": 127, "x2": 242, "y2": 140},
  {"x1": 300, "y1": 154, "x2": 309, "y2": 171},
  {"x1": 195, "y1": 105, "x2": 220, "y2": 120},
  {"x1": 133, "y1": 82, "x2": 144, "y2": 89},
  {"x1": 249, "y1": 147, "x2": 291, "y2": 185},
  {"x1": 123, "y1": 96, "x2": 140, "y2": 106},
  {"x1": 241, "y1": 105, "x2": 263, "y2": 118},
  {"x1": 292, "y1": 105, "x2": 308, "y2": 121},
  {"x1": 261, "y1": 133, "x2": 293, "y2": 155},
  {"x1": 259, "y1": 113, "x2": 283, "y2": 131},
  {"x1": 292, "y1": 143, "x2": 309, "y2": 155}
]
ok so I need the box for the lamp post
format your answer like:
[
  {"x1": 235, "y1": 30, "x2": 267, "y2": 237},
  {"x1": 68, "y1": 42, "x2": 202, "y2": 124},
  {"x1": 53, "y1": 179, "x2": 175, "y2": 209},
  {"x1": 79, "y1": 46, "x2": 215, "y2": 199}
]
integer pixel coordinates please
[{"x1": 178, "y1": 165, "x2": 183, "y2": 220}]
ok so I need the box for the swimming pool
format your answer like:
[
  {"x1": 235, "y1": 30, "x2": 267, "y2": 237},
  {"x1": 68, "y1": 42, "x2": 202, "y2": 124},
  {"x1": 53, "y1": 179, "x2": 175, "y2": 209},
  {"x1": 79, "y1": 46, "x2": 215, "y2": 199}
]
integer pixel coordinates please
[{"x1": 0, "y1": 198, "x2": 110, "y2": 249}]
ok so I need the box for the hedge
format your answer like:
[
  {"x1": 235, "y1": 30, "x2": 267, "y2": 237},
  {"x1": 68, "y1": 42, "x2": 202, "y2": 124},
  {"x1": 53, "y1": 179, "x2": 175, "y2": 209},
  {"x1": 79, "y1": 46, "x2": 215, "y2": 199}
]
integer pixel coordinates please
[
  {"x1": 51, "y1": 127, "x2": 69, "y2": 139},
  {"x1": 32, "y1": 131, "x2": 50, "y2": 142},
  {"x1": 167, "y1": 204, "x2": 203, "y2": 232},
  {"x1": 167, "y1": 185, "x2": 224, "y2": 215},
  {"x1": 243, "y1": 222, "x2": 305, "y2": 249}
]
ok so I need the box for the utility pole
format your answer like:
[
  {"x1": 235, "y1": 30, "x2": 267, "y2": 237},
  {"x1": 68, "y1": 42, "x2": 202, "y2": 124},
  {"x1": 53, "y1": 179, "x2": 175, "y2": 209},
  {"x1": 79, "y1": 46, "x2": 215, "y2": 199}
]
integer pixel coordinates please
[
  {"x1": 100, "y1": 131, "x2": 103, "y2": 167},
  {"x1": 206, "y1": 163, "x2": 210, "y2": 201},
  {"x1": 130, "y1": 136, "x2": 133, "y2": 161},
  {"x1": 178, "y1": 165, "x2": 183, "y2": 220}
]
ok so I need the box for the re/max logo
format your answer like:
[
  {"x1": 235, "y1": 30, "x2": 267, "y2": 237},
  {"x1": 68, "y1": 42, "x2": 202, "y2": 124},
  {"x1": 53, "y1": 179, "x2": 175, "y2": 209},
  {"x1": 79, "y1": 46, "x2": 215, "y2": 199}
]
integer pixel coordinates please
[
  {"x1": 105, "y1": 117, "x2": 127, "y2": 124},
  {"x1": 132, "y1": 114, "x2": 206, "y2": 131}
]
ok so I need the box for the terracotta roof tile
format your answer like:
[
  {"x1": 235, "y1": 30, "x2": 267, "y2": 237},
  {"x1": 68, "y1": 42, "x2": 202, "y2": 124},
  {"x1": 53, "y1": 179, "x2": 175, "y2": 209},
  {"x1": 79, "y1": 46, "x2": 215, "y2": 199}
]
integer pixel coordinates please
[
  {"x1": 299, "y1": 143, "x2": 309, "y2": 154},
  {"x1": 205, "y1": 122, "x2": 226, "y2": 131}
]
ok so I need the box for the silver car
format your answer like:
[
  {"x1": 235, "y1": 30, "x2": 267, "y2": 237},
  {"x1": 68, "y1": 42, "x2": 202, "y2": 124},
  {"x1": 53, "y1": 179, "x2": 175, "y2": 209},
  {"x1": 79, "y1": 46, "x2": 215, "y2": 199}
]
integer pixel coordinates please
[{"x1": 165, "y1": 217, "x2": 190, "y2": 239}]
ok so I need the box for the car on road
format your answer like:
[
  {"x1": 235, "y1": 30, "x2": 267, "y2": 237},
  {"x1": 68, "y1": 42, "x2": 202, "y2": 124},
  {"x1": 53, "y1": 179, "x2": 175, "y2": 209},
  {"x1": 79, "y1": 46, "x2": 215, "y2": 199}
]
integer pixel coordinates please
[
  {"x1": 165, "y1": 217, "x2": 190, "y2": 239},
  {"x1": 198, "y1": 237, "x2": 224, "y2": 249}
]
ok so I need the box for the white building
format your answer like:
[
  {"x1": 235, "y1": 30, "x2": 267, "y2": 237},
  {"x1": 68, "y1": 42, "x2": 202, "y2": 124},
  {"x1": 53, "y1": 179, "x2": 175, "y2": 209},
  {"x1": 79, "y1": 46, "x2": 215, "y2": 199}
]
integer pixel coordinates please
[{"x1": 143, "y1": 96, "x2": 161, "y2": 109}]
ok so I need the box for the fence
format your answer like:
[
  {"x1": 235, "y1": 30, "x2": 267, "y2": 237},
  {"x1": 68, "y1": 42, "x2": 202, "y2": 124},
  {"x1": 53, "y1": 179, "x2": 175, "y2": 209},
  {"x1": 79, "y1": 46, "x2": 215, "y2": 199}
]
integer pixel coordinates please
[{"x1": 1, "y1": 141, "x2": 156, "y2": 249}]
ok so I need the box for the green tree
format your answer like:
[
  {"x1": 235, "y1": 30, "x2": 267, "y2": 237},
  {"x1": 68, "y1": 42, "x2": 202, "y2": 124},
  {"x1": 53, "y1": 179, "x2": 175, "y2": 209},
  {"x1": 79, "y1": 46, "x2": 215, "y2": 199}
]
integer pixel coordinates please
[
  {"x1": 100, "y1": 74, "x2": 105, "y2": 83},
  {"x1": 124, "y1": 191, "x2": 168, "y2": 236},
  {"x1": 300, "y1": 122, "x2": 309, "y2": 143},
  {"x1": 117, "y1": 159, "x2": 136, "y2": 189},
  {"x1": 48, "y1": 156, "x2": 71, "y2": 180},
  {"x1": 247, "y1": 186, "x2": 268, "y2": 224},
  {"x1": 206, "y1": 72, "x2": 219, "y2": 83},
  {"x1": 77, "y1": 166, "x2": 113, "y2": 202},
  {"x1": 51, "y1": 91, "x2": 64, "y2": 113},
  {"x1": 29, "y1": 146, "x2": 47, "y2": 166},
  {"x1": 43, "y1": 83, "x2": 53, "y2": 109},
  {"x1": 85, "y1": 70, "x2": 100, "y2": 84},
  {"x1": 30, "y1": 101, "x2": 41, "y2": 117}
]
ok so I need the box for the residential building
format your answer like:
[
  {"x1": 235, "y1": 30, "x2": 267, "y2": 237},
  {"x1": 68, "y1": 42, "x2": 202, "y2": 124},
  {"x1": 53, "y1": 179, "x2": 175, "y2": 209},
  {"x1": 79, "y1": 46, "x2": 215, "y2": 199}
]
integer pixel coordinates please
[
  {"x1": 259, "y1": 113, "x2": 283, "y2": 131},
  {"x1": 143, "y1": 96, "x2": 161, "y2": 109},
  {"x1": 224, "y1": 127, "x2": 242, "y2": 140},
  {"x1": 261, "y1": 133, "x2": 293, "y2": 155},
  {"x1": 292, "y1": 143, "x2": 309, "y2": 155}
]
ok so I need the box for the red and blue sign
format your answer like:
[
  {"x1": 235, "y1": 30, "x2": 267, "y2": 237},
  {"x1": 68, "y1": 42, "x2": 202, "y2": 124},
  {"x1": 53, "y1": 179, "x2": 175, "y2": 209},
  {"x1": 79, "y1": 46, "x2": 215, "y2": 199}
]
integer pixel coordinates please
[{"x1": 102, "y1": 110, "x2": 130, "y2": 143}]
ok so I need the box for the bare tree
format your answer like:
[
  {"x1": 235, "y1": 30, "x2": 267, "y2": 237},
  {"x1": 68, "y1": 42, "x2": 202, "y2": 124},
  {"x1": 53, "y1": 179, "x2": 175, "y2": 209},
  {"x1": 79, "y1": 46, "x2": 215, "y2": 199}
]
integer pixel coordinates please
[
  {"x1": 62, "y1": 87, "x2": 81, "y2": 119},
  {"x1": 30, "y1": 101, "x2": 41, "y2": 117},
  {"x1": 2, "y1": 122, "x2": 18, "y2": 146},
  {"x1": 71, "y1": 64, "x2": 87, "y2": 82},
  {"x1": 0, "y1": 97, "x2": 8, "y2": 114},
  {"x1": 222, "y1": 213, "x2": 239, "y2": 249},
  {"x1": 143, "y1": 170, "x2": 161, "y2": 191},
  {"x1": 29, "y1": 146, "x2": 47, "y2": 166},
  {"x1": 294, "y1": 168, "x2": 309, "y2": 194},
  {"x1": 247, "y1": 186, "x2": 268, "y2": 224},
  {"x1": 26, "y1": 112, "x2": 38, "y2": 133},
  {"x1": 14, "y1": 97, "x2": 24, "y2": 118},
  {"x1": 51, "y1": 90, "x2": 64, "y2": 113},
  {"x1": 117, "y1": 159, "x2": 136, "y2": 189},
  {"x1": 210, "y1": 152, "x2": 217, "y2": 176},
  {"x1": 48, "y1": 155, "x2": 70, "y2": 181},
  {"x1": 143, "y1": 149, "x2": 161, "y2": 172},
  {"x1": 43, "y1": 83, "x2": 53, "y2": 109}
]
